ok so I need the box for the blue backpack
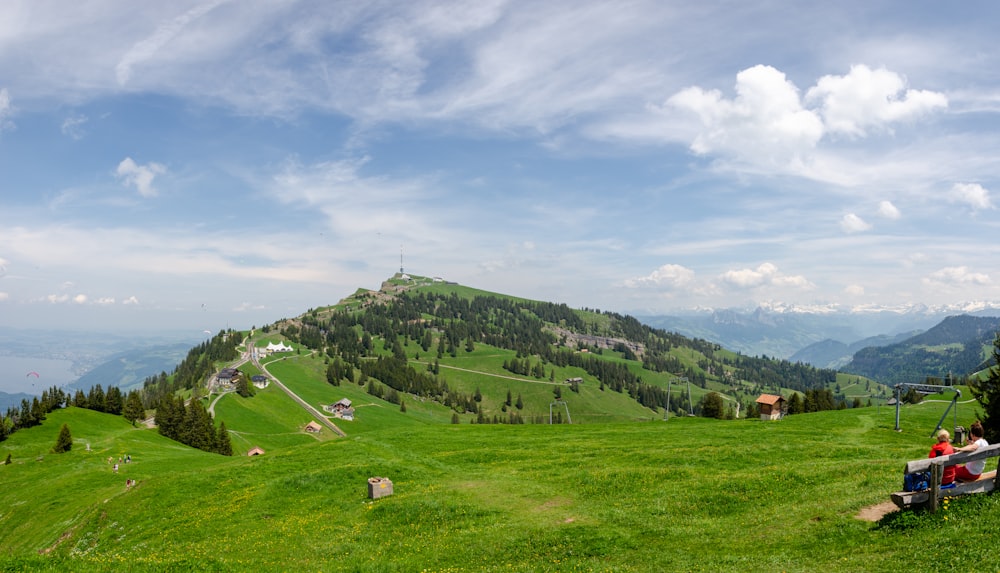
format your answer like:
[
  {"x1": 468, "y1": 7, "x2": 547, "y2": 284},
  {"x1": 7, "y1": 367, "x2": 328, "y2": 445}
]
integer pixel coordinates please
[{"x1": 903, "y1": 471, "x2": 930, "y2": 492}]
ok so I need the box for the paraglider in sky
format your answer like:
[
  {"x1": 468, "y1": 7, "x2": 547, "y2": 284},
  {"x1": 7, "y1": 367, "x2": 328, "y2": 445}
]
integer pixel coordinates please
[
  {"x1": 26, "y1": 371, "x2": 39, "y2": 378},
  {"x1": 203, "y1": 330, "x2": 212, "y2": 334}
]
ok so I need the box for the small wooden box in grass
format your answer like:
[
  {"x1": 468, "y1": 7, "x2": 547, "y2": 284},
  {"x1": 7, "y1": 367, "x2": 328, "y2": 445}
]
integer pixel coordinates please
[{"x1": 368, "y1": 476, "x2": 393, "y2": 499}]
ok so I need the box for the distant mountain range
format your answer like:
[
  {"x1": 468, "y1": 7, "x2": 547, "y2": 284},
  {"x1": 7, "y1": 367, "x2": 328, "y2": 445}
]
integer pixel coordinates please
[
  {"x1": 636, "y1": 305, "x2": 1000, "y2": 385},
  {"x1": 637, "y1": 303, "x2": 1000, "y2": 363},
  {"x1": 840, "y1": 315, "x2": 1000, "y2": 385}
]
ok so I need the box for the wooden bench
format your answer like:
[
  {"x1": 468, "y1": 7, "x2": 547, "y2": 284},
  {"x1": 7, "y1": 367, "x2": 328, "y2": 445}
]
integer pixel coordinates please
[{"x1": 891, "y1": 442, "x2": 1000, "y2": 511}]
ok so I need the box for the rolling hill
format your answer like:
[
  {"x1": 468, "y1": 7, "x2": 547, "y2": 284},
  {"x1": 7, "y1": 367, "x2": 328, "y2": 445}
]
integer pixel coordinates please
[
  {"x1": 842, "y1": 315, "x2": 1000, "y2": 385},
  {"x1": 3, "y1": 383, "x2": 998, "y2": 571},
  {"x1": 13, "y1": 276, "x2": 1000, "y2": 570},
  {"x1": 789, "y1": 330, "x2": 920, "y2": 370}
]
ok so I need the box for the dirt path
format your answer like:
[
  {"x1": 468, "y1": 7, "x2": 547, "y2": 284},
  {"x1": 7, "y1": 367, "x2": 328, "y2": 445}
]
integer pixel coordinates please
[{"x1": 855, "y1": 501, "x2": 898, "y2": 522}]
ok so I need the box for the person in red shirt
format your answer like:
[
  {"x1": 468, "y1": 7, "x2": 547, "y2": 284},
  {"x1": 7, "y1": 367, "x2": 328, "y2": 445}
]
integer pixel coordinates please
[{"x1": 929, "y1": 429, "x2": 956, "y2": 485}]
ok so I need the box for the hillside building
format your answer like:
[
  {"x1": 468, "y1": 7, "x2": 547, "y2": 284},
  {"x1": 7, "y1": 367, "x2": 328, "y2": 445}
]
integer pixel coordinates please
[{"x1": 755, "y1": 394, "x2": 785, "y2": 421}]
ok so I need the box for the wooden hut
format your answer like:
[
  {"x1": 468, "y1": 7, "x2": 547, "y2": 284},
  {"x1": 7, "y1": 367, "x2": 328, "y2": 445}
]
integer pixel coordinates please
[{"x1": 755, "y1": 394, "x2": 785, "y2": 421}]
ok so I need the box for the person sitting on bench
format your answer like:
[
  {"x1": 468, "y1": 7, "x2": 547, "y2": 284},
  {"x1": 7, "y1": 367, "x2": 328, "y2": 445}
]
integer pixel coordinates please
[
  {"x1": 953, "y1": 421, "x2": 989, "y2": 482},
  {"x1": 929, "y1": 429, "x2": 956, "y2": 486}
]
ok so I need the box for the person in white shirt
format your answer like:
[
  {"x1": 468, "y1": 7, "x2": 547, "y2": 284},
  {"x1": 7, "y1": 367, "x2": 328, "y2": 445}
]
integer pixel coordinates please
[{"x1": 954, "y1": 421, "x2": 989, "y2": 481}]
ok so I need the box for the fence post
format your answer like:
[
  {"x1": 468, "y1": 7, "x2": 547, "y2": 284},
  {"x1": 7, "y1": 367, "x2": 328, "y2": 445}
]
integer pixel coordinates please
[
  {"x1": 929, "y1": 464, "x2": 941, "y2": 513},
  {"x1": 994, "y1": 457, "x2": 1000, "y2": 492}
]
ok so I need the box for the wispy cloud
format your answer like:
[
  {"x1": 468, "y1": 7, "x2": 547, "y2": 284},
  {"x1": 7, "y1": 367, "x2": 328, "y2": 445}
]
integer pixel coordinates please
[
  {"x1": 923, "y1": 266, "x2": 990, "y2": 286},
  {"x1": 116, "y1": 1, "x2": 227, "y2": 86},
  {"x1": 61, "y1": 114, "x2": 88, "y2": 139},
  {"x1": 116, "y1": 157, "x2": 167, "y2": 198},
  {"x1": 0, "y1": 87, "x2": 14, "y2": 133}
]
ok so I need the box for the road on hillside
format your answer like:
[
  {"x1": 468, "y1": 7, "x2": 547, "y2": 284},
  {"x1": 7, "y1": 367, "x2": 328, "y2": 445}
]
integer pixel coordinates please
[
  {"x1": 253, "y1": 350, "x2": 346, "y2": 437},
  {"x1": 416, "y1": 361, "x2": 565, "y2": 385}
]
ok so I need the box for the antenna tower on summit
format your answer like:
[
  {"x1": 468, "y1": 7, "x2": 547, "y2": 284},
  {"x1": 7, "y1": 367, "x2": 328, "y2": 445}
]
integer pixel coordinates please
[{"x1": 400, "y1": 245, "x2": 404, "y2": 274}]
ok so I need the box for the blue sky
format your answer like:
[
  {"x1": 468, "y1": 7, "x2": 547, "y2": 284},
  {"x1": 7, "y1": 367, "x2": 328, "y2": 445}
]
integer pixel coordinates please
[{"x1": 2, "y1": 1, "x2": 1000, "y2": 333}]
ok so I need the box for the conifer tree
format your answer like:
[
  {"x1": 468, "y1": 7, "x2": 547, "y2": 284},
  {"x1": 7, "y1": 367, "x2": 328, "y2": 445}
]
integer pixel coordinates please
[
  {"x1": 216, "y1": 422, "x2": 233, "y2": 456},
  {"x1": 87, "y1": 384, "x2": 106, "y2": 413},
  {"x1": 700, "y1": 392, "x2": 725, "y2": 419},
  {"x1": 105, "y1": 386, "x2": 124, "y2": 415},
  {"x1": 123, "y1": 391, "x2": 146, "y2": 426},
  {"x1": 969, "y1": 332, "x2": 1000, "y2": 443},
  {"x1": 52, "y1": 423, "x2": 72, "y2": 453},
  {"x1": 786, "y1": 392, "x2": 804, "y2": 415}
]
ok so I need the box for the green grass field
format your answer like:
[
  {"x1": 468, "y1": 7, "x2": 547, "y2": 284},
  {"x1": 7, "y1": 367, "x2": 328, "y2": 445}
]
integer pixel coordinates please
[{"x1": 3, "y1": 394, "x2": 1000, "y2": 572}]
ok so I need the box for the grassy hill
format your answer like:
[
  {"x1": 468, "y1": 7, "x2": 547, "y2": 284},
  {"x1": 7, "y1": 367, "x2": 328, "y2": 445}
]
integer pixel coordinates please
[
  {"x1": 265, "y1": 274, "x2": 884, "y2": 424},
  {"x1": 3, "y1": 397, "x2": 998, "y2": 571},
  {"x1": 844, "y1": 315, "x2": 1000, "y2": 385},
  {"x1": 7, "y1": 277, "x2": 984, "y2": 571}
]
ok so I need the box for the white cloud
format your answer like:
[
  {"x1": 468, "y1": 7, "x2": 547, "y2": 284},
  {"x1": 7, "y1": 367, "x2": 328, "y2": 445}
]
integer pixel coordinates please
[
  {"x1": 0, "y1": 292, "x2": 8, "y2": 301},
  {"x1": 95, "y1": 297, "x2": 115, "y2": 305},
  {"x1": 73, "y1": 294, "x2": 88, "y2": 304},
  {"x1": 840, "y1": 213, "x2": 872, "y2": 233},
  {"x1": 665, "y1": 64, "x2": 947, "y2": 179},
  {"x1": 771, "y1": 274, "x2": 813, "y2": 288},
  {"x1": 877, "y1": 200, "x2": 901, "y2": 219},
  {"x1": 624, "y1": 264, "x2": 694, "y2": 288},
  {"x1": 116, "y1": 157, "x2": 167, "y2": 198},
  {"x1": 806, "y1": 64, "x2": 947, "y2": 137},
  {"x1": 720, "y1": 262, "x2": 812, "y2": 290},
  {"x1": 0, "y1": 87, "x2": 14, "y2": 132},
  {"x1": 949, "y1": 182, "x2": 993, "y2": 211},
  {"x1": 61, "y1": 114, "x2": 88, "y2": 139},
  {"x1": 123, "y1": 296, "x2": 140, "y2": 305},
  {"x1": 923, "y1": 266, "x2": 990, "y2": 286},
  {"x1": 844, "y1": 284, "x2": 865, "y2": 296},
  {"x1": 667, "y1": 65, "x2": 824, "y2": 167}
]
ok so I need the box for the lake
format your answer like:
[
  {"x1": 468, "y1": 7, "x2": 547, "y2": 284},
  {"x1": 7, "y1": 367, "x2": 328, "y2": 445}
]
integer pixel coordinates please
[{"x1": 0, "y1": 355, "x2": 78, "y2": 395}]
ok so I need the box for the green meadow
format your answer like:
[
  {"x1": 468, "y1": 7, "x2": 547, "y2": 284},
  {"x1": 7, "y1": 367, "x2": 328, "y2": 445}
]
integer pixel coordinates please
[{"x1": 4, "y1": 391, "x2": 1000, "y2": 572}]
